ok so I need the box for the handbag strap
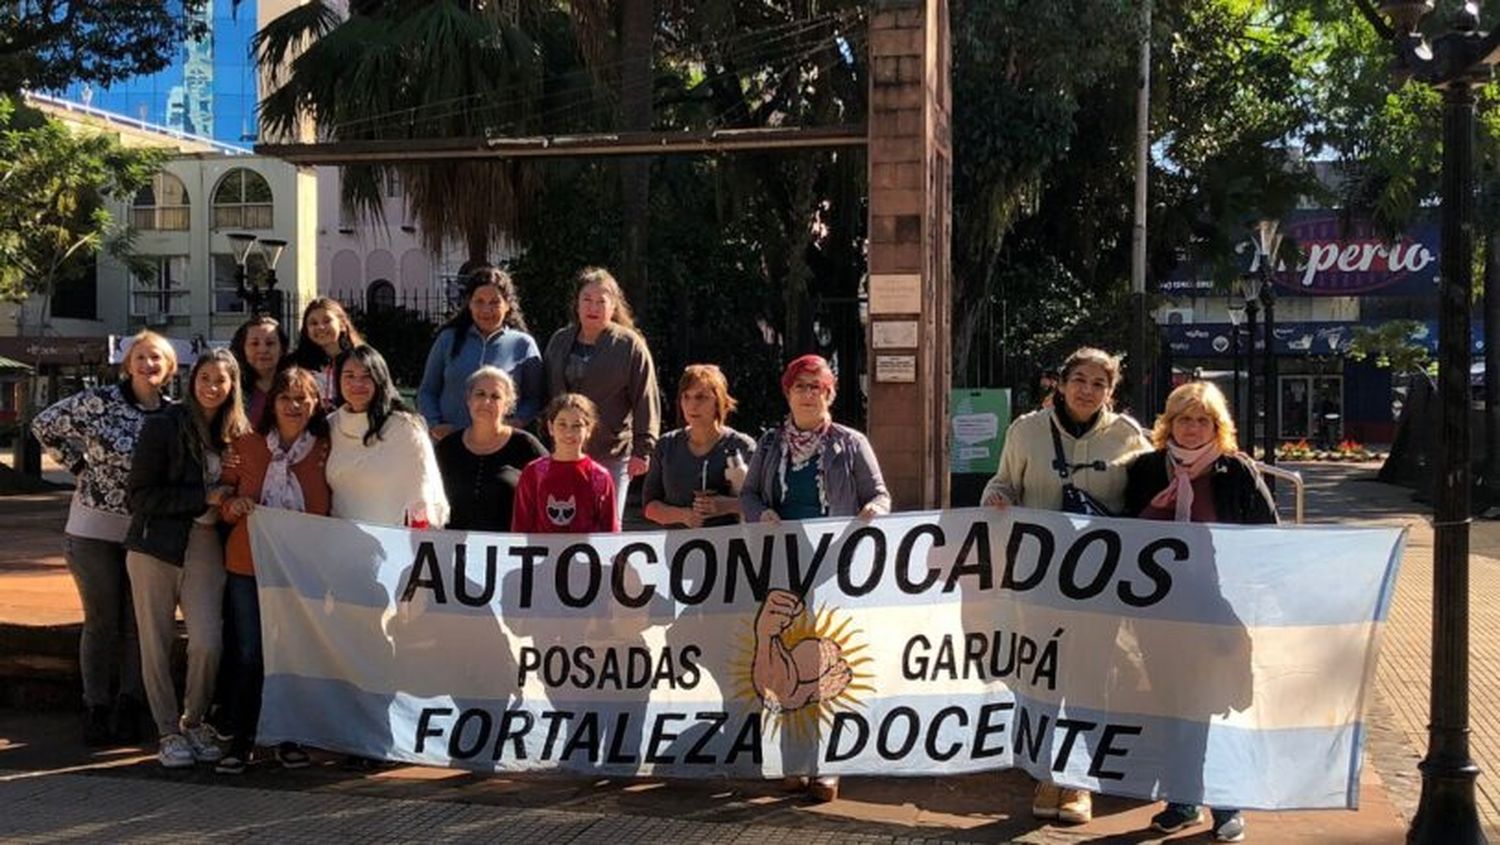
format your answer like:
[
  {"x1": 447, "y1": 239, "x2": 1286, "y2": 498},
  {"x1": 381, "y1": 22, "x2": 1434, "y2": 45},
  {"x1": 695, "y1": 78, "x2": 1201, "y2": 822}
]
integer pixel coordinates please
[{"x1": 1049, "y1": 418, "x2": 1074, "y2": 482}]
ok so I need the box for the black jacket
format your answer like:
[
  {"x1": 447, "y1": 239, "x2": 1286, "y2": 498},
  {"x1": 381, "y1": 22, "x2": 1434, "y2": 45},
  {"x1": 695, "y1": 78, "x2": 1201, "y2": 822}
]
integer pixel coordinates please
[
  {"x1": 1123, "y1": 449, "x2": 1278, "y2": 525},
  {"x1": 125, "y1": 405, "x2": 211, "y2": 565}
]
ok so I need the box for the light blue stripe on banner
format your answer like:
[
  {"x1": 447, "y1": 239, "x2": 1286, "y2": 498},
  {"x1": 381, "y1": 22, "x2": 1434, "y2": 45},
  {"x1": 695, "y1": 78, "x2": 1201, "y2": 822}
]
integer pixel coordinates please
[
  {"x1": 249, "y1": 508, "x2": 1406, "y2": 628},
  {"x1": 258, "y1": 673, "x2": 1362, "y2": 810}
]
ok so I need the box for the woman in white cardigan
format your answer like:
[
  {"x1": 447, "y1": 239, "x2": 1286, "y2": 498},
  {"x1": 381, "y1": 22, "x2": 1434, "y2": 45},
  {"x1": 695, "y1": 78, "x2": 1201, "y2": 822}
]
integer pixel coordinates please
[{"x1": 327, "y1": 345, "x2": 449, "y2": 528}]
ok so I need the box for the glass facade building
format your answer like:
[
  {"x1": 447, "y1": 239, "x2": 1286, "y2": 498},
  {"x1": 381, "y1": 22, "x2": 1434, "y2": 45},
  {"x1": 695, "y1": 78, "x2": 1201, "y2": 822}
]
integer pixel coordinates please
[{"x1": 52, "y1": 0, "x2": 260, "y2": 145}]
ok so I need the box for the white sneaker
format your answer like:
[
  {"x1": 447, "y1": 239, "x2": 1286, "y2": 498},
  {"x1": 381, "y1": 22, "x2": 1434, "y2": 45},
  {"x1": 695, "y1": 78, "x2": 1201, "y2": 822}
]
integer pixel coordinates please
[
  {"x1": 181, "y1": 722, "x2": 223, "y2": 762},
  {"x1": 157, "y1": 734, "x2": 195, "y2": 768}
]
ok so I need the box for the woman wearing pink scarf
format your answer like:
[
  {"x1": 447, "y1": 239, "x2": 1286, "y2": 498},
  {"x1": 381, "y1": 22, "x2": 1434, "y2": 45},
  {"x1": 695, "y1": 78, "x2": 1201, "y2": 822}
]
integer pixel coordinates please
[{"x1": 1122, "y1": 380, "x2": 1276, "y2": 843}]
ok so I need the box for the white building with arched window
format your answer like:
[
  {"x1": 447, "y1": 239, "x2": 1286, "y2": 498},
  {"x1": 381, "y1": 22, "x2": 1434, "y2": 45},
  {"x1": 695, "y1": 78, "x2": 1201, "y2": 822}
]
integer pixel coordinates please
[{"x1": 99, "y1": 154, "x2": 318, "y2": 341}]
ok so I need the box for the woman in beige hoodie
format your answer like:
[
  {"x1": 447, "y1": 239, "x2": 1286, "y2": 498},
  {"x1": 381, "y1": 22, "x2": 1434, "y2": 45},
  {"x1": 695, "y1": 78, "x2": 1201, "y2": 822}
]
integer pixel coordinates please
[{"x1": 981, "y1": 347, "x2": 1153, "y2": 825}]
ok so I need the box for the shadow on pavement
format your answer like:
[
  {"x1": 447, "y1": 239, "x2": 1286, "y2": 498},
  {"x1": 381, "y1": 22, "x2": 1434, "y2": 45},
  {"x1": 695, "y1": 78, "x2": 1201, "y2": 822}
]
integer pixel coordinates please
[{"x1": 0, "y1": 706, "x2": 1085, "y2": 842}]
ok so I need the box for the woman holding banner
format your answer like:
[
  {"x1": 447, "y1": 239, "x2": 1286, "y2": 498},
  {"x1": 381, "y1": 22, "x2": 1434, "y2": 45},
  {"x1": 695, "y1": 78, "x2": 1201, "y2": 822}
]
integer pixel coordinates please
[
  {"x1": 436, "y1": 366, "x2": 547, "y2": 532},
  {"x1": 739, "y1": 354, "x2": 890, "y2": 803},
  {"x1": 31, "y1": 330, "x2": 177, "y2": 746},
  {"x1": 214, "y1": 367, "x2": 332, "y2": 774},
  {"x1": 643, "y1": 364, "x2": 755, "y2": 529},
  {"x1": 981, "y1": 346, "x2": 1152, "y2": 825},
  {"x1": 327, "y1": 345, "x2": 449, "y2": 529},
  {"x1": 1123, "y1": 380, "x2": 1274, "y2": 843}
]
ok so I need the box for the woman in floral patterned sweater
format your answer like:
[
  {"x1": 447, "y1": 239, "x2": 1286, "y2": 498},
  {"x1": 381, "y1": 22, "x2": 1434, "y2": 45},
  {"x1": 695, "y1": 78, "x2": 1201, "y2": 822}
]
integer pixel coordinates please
[{"x1": 31, "y1": 330, "x2": 178, "y2": 746}]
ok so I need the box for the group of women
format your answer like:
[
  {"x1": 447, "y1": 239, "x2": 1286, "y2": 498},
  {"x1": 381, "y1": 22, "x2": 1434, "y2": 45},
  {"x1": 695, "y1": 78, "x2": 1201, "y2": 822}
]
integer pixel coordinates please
[
  {"x1": 981, "y1": 347, "x2": 1272, "y2": 843},
  {"x1": 35, "y1": 271, "x2": 1267, "y2": 840}
]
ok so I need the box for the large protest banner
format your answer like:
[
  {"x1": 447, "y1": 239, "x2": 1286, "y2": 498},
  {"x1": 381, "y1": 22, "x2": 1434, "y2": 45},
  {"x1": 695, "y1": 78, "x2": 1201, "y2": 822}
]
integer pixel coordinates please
[{"x1": 248, "y1": 507, "x2": 1405, "y2": 810}]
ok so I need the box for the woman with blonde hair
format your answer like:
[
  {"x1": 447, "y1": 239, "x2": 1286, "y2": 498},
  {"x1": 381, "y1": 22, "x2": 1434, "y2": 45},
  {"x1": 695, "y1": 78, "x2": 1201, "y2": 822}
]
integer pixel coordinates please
[
  {"x1": 1122, "y1": 379, "x2": 1275, "y2": 843},
  {"x1": 31, "y1": 331, "x2": 178, "y2": 746},
  {"x1": 1123, "y1": 380, "x2": 1275, "y2": 524},
  {"x1": 542, "y1": 267, "x2": 660, "y2": 524},
  {"x1": 435, "y1": 366, "x2": 547, "y2": 532}
]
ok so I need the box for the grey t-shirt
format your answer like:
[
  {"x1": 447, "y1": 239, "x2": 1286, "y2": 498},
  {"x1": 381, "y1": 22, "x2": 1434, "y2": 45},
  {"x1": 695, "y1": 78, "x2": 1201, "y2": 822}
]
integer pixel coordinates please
[{"x1": 643, "y1": 427, "x2": 757, "y2": 527}]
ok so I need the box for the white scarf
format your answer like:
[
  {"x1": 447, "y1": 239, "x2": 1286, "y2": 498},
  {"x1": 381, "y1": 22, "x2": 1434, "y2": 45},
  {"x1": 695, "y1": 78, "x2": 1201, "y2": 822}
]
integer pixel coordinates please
[{"x1": 261, "y1": 430, "x2": 316, "y2": 511}]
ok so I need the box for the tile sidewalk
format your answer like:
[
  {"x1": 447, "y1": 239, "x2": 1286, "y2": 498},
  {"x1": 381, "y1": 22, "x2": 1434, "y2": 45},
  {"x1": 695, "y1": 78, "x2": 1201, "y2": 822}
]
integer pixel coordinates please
[{"x1": 0, "y1": 460, "x2": 1470, "y2": 843}]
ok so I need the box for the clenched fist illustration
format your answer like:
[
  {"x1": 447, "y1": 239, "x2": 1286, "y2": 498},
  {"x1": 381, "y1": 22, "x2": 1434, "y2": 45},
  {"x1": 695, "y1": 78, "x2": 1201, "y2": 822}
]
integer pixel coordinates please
[{"x1": 751, "y1": 589, "x2": 853, "y2": 713}]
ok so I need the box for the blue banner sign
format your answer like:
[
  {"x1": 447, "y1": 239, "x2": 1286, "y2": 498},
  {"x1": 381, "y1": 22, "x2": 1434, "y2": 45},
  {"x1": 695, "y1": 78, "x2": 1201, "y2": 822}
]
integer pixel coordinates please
[
  {"x1": 1166, "y1": 320, "x2": 1483, "y2": 358},
  {"x1": 1162, "y1": 211, "x2": 1439, "y2": 298}
]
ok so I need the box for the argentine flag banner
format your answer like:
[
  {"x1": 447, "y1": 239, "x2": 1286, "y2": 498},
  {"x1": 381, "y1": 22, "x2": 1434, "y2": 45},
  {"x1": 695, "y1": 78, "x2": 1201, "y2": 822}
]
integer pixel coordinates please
[{"x1": 249, "y1": 506, "x2": 1405, "y2": 810}]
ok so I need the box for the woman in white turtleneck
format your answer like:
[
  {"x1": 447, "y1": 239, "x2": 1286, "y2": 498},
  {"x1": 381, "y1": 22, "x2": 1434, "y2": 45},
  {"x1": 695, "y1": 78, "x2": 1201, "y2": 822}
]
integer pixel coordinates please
[{"x1": 326, "y1": 345, "x2": 449, "y2": 528}]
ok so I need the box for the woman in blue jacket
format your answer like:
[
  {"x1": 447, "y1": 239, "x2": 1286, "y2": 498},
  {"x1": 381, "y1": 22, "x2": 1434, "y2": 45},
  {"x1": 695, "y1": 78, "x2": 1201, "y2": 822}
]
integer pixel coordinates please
[{"x1": 418, "y1": 267, "x2": 544, "y2": 436}]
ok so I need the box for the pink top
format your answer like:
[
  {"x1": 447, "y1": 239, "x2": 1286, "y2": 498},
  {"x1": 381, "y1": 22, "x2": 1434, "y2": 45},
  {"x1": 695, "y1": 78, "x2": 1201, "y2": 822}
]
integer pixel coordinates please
[{"x1": 511, "y1": 456, "x2": 619, "y2": 534}]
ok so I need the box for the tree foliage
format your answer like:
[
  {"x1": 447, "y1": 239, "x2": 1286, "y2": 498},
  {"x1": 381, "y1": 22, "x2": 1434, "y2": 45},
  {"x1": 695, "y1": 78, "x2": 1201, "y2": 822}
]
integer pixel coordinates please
[
  {"x1": 0, "y1": 0, "x2": 207, "y2": 94},
  {"x1": 1347, "y1": 319, "x2": 1435, "y2": 375},
  {"x1": 952, "y1": 0, "x2": 1321, "y2": 390},
  {"x1": 0, "y1": 97, "x2": 164, "y2": 319},
  {"x1": 256, "y1": 0, "x2": 555, "y2": 262}
]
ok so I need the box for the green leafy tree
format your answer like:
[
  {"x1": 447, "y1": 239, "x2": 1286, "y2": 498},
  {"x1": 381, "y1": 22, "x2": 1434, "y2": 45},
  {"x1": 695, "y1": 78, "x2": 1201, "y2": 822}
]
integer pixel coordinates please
[
  {"x1": 0, "y1": 0, "x2": 207, "y2": 94},
  {"x1": 953, "y1": 0, "x2": 1320, "y2": 391},
  {"x1": 1347, "y1": 319, "x2": 1435, "y2": 375},
  {"x1": 0, "y1": 97, "x2": 164, "y2": 321}
]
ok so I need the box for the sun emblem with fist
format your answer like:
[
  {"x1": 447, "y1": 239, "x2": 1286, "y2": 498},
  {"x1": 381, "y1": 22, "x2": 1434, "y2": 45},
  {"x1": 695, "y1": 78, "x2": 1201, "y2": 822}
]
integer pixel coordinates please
[{"x1": 750, "y1": 589, "x2": 857, "y2": 714}]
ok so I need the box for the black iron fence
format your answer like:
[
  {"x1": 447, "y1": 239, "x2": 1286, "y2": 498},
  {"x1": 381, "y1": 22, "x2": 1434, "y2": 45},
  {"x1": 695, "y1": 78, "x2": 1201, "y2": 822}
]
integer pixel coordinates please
[{"x1": 330, "y1": 286, "x2": 459, "y2": 323}]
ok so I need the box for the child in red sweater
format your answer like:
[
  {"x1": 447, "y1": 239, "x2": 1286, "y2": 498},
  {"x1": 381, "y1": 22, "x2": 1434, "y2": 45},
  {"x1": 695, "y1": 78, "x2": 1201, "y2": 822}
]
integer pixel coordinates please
[{"x1": 512, "y1": 393, "x2": 620, "y2": 533}]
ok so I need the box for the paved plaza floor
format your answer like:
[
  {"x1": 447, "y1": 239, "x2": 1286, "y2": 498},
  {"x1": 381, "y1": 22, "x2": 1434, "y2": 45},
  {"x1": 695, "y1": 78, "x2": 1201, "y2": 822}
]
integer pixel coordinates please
[{"x1": 0, "y1": 459, "x2": 1484, "y2": 843}]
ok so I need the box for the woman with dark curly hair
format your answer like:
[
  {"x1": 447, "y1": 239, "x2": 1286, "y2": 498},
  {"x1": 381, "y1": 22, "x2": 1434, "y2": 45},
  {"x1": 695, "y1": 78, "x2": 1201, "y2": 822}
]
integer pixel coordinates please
[{"x1": 419, "y1": 266, "x2": 545, "y2": 435}]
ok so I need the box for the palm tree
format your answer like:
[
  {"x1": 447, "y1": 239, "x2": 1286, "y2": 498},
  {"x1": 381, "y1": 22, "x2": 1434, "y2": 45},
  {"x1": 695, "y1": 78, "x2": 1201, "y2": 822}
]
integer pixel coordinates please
[{"x1": 255, "y1": 0, "x2": 559, "y2": 264}]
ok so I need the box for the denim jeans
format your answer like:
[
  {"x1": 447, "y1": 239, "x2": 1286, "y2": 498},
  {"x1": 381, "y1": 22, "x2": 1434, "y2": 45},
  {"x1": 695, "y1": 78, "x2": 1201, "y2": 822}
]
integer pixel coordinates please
[
  {"x1": 222, "y1": 573, "x2": 264, "y2": 747},
  {"x1": 598, "y1": 455, "x2": 632, "y2": 525},
  {"x1": 63, "y1": 534, "x2": 143, "y2": 707}
]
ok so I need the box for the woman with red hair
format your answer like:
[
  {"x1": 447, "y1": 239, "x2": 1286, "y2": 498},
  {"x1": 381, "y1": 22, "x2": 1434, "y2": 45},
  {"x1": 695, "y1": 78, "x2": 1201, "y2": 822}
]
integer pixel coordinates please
[
  {"x1": 739, "y1": 354, "x2": 890, "y2": 803},
  {"x1": 741, "y1": 355, "x2": 889, "y2": 525},
  {"x1": 643, "y1": 364, "x2": 756, "y2": 528}
]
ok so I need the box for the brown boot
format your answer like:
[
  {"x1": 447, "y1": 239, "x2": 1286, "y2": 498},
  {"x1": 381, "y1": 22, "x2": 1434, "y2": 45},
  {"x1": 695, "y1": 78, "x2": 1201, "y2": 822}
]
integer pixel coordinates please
[
  {"x1": 1031, "y1": 781, "x2": 1061, "y2": 819},
  {"x1": 1057, "y1": 788, "x2": 1093, "y2": 824},
  {"x1": 808, "y1": 776, "x2": 839, "y2": 802}
]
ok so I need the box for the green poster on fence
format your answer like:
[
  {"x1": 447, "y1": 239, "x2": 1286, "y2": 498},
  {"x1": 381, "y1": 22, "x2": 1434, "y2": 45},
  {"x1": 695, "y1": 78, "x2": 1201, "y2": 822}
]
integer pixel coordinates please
[{"x1": 949, "y1": 388, "x2": 1011, "y2": 474}]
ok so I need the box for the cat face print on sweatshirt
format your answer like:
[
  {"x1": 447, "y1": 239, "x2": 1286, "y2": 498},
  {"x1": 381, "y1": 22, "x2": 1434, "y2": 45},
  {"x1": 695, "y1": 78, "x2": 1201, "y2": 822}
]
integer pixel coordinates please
[{"x1": 546, "y1": 494, "x2": 577, "y2": 527}]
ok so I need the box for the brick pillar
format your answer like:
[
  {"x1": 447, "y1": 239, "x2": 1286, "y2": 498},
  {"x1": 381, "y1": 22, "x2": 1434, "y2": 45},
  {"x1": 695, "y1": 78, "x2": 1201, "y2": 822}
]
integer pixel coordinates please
[{"x1": 866, "y1": 0, "x2": 952, "y2": 510}]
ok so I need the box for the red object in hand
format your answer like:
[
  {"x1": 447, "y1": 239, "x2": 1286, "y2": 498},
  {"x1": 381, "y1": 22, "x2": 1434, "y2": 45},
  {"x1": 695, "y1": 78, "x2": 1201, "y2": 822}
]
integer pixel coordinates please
[{"x1": 406, "y1": 508, "x2": 430, "y2": 530}]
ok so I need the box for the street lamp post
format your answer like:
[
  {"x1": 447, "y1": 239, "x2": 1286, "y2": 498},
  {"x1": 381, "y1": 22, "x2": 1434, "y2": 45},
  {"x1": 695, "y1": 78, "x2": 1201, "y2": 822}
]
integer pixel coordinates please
[
  {"x1": 1366, "y1": 1, "x2": 1495, "y2": 841},
  {"x1": 227, "y1": 234, "x2": 289, "y2": 320},
  {"x1": 1240, "y1": 274, "x2": 1263, "y2": 458},
  {"x1": 1257, "y1": 219, "x2": 1283, "y2": 473},
  {"x1": 1227, "y1": 299, "x2": 1247, "y2": 451}
]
